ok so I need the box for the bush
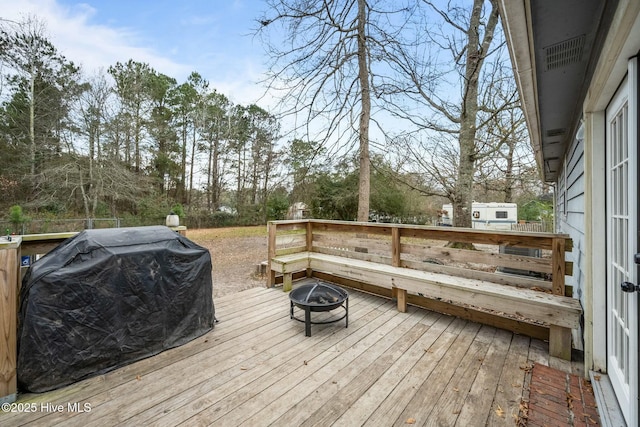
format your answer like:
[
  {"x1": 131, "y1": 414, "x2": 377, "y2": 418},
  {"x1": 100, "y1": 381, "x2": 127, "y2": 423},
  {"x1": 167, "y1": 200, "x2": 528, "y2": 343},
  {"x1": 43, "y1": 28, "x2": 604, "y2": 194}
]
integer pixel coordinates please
[
  {"x1": 9, "y1": 205, "x2": 28, "y2": 234},
  {"x1": 209, "y1": 211, "x2": 237, "y2": 227}
]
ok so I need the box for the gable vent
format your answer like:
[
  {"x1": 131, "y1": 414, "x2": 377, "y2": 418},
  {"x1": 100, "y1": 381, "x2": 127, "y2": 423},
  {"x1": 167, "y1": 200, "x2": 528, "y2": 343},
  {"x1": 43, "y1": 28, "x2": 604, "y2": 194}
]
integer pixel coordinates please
[{"x1": 544, "y1": 35, "x2": 585, "y2": 71}]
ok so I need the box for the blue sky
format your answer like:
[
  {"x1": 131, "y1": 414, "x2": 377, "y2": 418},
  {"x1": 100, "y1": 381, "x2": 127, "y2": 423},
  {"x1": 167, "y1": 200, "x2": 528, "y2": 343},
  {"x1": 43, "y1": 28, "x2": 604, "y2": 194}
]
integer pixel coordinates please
[{"x1": 1, "y1": 0, "x2": 270, "y2": 105}]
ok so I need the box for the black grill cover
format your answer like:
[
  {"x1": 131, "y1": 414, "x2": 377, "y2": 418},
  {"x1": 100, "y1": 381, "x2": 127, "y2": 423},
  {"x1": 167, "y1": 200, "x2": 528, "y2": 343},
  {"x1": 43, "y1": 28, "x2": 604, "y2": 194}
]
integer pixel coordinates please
[{"x1": 17, "y1": 226, "x2": 214, "y2": 392}]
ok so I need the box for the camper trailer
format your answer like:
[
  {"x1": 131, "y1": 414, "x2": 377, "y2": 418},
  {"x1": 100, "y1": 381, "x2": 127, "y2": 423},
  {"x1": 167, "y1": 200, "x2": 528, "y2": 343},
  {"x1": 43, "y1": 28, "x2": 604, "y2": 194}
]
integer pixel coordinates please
[{"x1": 440, "y1": 202, "x2": 518, "y2": 230}]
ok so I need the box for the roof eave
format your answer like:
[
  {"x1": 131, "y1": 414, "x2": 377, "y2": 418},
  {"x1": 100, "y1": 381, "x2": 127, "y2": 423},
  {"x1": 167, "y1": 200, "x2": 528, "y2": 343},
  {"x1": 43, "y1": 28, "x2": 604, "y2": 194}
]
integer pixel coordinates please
[{"x1": 498, "y1": 0, "x2": 547, "y2": 182}]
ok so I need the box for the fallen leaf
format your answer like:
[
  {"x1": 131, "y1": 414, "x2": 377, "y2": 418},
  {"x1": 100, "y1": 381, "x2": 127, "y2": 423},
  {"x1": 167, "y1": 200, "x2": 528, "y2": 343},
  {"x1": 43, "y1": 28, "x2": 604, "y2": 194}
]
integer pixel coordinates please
[
  {"x1": 304, "y1": 360, "x2": 308, "y2": 365},
  {"x1": 405, "y1": 418, "x2": 416, "y2": 424},
  {"x1": 566, "y1": 392, "x2": 575, "y2": 410},
  {"x1": 136, "y1": 375, "x2": 141, "y2": 381},
  {"x1": 593, "y1": 374, "x2": 601, "y2": 381},
  {"x1": 240, "y1": 367, "x2": 248, "y2": 370},
  {"x1": 453, "y1": 387, "x2": 459, "y2": 392},
  {"x1": 495, "y1": 405, "x2": 505, "y2": 417}
]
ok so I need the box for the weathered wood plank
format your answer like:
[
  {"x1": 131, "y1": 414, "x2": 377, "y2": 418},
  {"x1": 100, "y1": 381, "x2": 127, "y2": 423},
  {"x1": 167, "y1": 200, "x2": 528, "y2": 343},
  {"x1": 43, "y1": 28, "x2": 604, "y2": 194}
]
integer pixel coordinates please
[
  {"x1": 226, "y1": 297, "x2": 404, "y2": 426},
  {"x1": 333, "y1": 313, "x2": 452, "y2": 426},
  {"x1": 0, "y1": 239, "x2": 20, "y2": 404},
  {"x1": 456, "y1": 327, "x2": 513, "y2": 426},
  {"x1": 1, "y1": 286, "x2": 584, "y2": 427},
  {"x1": 402, "y1": 258, "x2": 553, "y2": 290},
  {"x1": 267, "y1": 223, "x2": 277, "y2": 287},
  {"x1": 406, "y1": 293, "x2": 549, "y2": 340},
  {"x1": 552, "y1": 237, "x2": 567, "y2": 296},
  {"x1": 485, "y1": 333, "x2": 531, "y2": 426},
  {"x1": 269, "y1": 251, "x2": 309, "y2": 274},
  {"x1": 308, "y1": 253, "x2": 581, "y2": 329},
  {"x1": 250, "y1": 308, "x2": 429, "y2": 426},
  {"x1": 425, "y1": 325, "x2": 497, "y2": 426},
  {"x1": 362, "y1": 315, "x2": 458, "y2": 426},
  {"x1": 4, "y1": 288, "x2": 297, "y2": 425},
  {"x1": 392, "y1": 320, "x2": 482, "y2": 425},
  {"x1": 9, "y1": 307, "x2": 298, "y2": 425},
  {"x1": 274, "y1": 245, "x2": 307, "y2": 256},
  {"x1": 402, "y1": 241, "x2": 554, "y2": 274},
  {"x1": 312, "y1": 245, "x2": 392, "y2": 265},
  {"x1": 313, "y1": 232, "x2": 392, "y2": 254},
  {"x1": 298, "y1": 322, "x2": 432, "y2": 426},
  {"x1": 132, "y1": 287, "x2": 392, "y2": 426}
]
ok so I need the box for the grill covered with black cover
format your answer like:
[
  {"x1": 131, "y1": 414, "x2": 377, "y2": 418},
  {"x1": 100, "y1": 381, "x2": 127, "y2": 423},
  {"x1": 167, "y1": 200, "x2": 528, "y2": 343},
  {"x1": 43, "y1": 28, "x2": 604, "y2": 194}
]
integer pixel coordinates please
[{"x1": 18, "y1": 226, "x2": 214, "y2": 392}]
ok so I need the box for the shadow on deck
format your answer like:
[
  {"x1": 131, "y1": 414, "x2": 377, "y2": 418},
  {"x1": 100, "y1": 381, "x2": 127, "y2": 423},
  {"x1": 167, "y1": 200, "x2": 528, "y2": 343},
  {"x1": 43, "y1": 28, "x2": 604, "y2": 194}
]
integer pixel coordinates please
[{"x1": 1, "y1": 279, "x2": 584, "y2": 426}]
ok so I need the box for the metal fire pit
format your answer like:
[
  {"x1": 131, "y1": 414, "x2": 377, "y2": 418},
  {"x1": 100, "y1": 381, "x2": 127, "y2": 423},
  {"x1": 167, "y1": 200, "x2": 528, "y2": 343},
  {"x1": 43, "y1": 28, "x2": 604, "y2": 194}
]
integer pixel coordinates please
[{"x1": 289, "y1": 281, "x2": 349, "y2": 337}]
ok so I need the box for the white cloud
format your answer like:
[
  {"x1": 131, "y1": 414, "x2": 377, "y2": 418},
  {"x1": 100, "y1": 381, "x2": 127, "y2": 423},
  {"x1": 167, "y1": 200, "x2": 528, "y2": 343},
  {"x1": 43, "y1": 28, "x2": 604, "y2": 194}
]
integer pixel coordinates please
[{"x1": 0, "y1": 0, "x2": 190, "y2": 79}]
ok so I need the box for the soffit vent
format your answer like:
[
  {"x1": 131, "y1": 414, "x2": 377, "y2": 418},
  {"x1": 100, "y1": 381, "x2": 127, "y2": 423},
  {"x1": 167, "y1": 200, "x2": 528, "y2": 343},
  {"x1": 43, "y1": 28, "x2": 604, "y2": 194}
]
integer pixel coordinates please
[
  {"x1": 544, "y1": 35, "x2": 585, "y2": 71},
  {"x1": 546, "y1": 128, "x2": 567, "y2": 137}
]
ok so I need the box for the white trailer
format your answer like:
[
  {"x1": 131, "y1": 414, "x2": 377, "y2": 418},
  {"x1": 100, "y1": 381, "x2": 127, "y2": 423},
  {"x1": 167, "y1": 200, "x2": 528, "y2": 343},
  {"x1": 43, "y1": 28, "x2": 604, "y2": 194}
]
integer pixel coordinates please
[{"x1": 440, "y1": 202, "x2": 518, "y2": 230}]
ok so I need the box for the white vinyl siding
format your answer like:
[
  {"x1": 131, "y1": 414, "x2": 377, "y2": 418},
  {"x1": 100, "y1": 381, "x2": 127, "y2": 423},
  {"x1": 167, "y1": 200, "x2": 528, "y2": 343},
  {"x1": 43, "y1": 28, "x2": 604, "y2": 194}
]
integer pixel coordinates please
[{"x1": 556, "y1": 130, "x2": 586, "y2": 305}]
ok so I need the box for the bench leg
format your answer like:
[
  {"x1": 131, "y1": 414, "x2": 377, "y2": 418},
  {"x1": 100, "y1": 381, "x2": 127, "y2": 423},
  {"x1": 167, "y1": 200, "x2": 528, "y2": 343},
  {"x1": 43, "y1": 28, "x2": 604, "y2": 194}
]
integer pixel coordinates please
[
  {"x1": 391, "y1": 288, "x2": 407, "y2": 313},
  {"x1": 283, "y1": 272, "x2": 293, "y2": 292},
  {"x1": 549, "y1": 325, "x2": 572, "y2": 360}
]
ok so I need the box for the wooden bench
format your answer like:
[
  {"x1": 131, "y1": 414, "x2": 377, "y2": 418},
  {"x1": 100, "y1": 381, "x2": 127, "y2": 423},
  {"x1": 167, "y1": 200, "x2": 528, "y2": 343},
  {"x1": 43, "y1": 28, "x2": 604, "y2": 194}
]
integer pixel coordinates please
[{"x1": 270, "y1": 251, "x2": 582, "y2": 360}]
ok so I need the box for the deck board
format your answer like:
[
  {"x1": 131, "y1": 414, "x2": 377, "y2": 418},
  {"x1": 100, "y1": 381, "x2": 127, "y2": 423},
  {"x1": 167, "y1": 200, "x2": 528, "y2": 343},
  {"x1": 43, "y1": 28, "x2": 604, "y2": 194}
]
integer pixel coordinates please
[{"x1": 1, "y1": 280, "x2": 581, "y2": 426}]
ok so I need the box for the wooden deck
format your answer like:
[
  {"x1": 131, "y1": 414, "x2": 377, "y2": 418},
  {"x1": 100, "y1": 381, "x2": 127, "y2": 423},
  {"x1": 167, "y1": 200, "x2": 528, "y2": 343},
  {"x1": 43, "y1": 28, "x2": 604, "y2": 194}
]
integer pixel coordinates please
[{"x1": 1, "y1": 281, "x2": 582, "y2": 426}]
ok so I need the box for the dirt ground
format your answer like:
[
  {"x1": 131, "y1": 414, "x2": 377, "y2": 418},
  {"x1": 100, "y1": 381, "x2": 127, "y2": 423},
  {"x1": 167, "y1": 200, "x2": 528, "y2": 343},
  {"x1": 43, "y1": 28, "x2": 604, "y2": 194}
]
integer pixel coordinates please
[{"x1": 196, "y1": 235, "x2": 269, "y2": 298}]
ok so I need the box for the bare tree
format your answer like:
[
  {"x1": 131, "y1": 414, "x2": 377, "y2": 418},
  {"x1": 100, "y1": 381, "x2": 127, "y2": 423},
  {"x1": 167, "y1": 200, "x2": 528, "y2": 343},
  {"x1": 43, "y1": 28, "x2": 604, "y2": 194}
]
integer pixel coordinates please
[
  {"x1": 257, "y1": 0, "x2": 409, "y2": 221},
  {"x1": 380, "y1": 0, "x2": 509, "y2": 227},
  {"x1": 473, "y1": 94, "x2": 536, "y2": 203},
  {"x1": 76, "y1": 71, "x2": 112, "y2": 217}
]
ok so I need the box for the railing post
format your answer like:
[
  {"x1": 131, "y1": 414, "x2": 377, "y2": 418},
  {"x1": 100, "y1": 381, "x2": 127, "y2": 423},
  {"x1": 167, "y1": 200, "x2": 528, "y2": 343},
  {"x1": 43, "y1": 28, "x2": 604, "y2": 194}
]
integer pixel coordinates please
[
  {"x1": 391, "y1": 226, "x2": 401, "y2": 267},
  {"x1": 390, "y1": 226, "x2": 407, "y2": 312},
  {"x1": 306, "y1": 220, "x2": 313, "y2": 251},
  {"x1": 1, "y1": 236, "x2": 20, "y2": 404},
  {"x1": 551, "y1": 237, "x2": 566, "y2": 296},
  {"x1": 549, "y1": 236, "x2": 571, "y2": 360},
  {"x1": 267, "y1": 222, "x2": 277, "y2": 288},
  {"x1": 305, "y1": 221, "x2": 313, "y2": 278}
]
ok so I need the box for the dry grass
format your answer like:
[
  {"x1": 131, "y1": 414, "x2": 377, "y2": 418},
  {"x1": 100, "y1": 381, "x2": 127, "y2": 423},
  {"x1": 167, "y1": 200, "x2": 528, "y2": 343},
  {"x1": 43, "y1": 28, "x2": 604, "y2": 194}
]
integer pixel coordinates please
[{"x1": 188, "y1": 225, "x2": 267, "y2": 240}]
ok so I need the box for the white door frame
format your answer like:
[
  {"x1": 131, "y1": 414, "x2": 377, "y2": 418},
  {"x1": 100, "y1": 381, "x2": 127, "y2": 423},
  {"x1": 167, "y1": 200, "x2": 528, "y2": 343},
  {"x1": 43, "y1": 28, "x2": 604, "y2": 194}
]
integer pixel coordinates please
[{"x1": 605, "y1": 57, "x2": 638, "y2": 427}]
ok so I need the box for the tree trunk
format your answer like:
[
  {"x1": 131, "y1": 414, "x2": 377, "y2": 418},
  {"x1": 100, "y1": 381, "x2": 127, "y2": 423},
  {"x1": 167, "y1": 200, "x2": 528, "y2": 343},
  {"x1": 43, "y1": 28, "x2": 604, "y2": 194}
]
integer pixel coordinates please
[
  {"x1": 29, "y1": 66, "x2": 36, "y2": 180},
  {"x1": 504, "y1": 139, "x2": 515, "y2": 202},
  {"x1": 454, "y1": 0, "x2": 499, "y2": 228},
  {"x1": 180, "y1": 119, "x2": 188, "y2": 203},
  {"x1": 356, "y1": 0, "x2": 371, "y2": 222},
  {"x1": 188, "y1": 124, "x2": 196, "y2": 206}
]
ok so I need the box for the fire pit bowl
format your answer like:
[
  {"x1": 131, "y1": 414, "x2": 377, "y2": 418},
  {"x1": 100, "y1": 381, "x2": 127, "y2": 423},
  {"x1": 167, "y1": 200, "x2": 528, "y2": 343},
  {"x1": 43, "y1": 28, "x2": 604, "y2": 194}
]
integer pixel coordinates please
[{"x1": 289, "y1": 281, "x2": 349, "y2": 336}]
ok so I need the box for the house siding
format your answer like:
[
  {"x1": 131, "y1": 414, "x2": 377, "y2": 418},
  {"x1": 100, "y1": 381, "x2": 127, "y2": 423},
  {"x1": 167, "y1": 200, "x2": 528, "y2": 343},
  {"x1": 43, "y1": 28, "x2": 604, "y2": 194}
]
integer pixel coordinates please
[{"x1": 556, "y1": 133, "x2": 586, "y2": 306}]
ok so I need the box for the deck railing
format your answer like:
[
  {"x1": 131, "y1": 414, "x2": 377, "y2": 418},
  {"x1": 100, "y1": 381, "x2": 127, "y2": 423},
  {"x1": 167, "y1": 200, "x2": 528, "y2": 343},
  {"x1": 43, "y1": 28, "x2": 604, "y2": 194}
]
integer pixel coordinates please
[
  {"x1": 268, "y1": 219, "x2": 572, "y2": 294},
  {"x1": 267, "y1": 219, "x2": 574, "y2": 339}
]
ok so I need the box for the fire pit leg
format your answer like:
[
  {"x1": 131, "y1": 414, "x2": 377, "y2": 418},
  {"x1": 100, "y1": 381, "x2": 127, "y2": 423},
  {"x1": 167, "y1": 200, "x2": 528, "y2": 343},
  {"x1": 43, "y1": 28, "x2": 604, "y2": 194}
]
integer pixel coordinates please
[
  {"x1": 304, "y1": 306, "x2": 312, "y2": 337},
  {"x1": 345, "y1": 297, "x2": 349, "y2": 328}
]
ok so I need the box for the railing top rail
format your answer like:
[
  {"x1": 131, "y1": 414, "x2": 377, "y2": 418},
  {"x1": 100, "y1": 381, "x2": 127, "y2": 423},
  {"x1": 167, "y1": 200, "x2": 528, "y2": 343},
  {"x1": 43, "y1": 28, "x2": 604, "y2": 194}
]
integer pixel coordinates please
[
  {"x1": 21, "y1": 232, "x2": 79, "y2": 242},
  {"x1": 268, "y1": 219, "x2": 571, "y2": 240}
]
